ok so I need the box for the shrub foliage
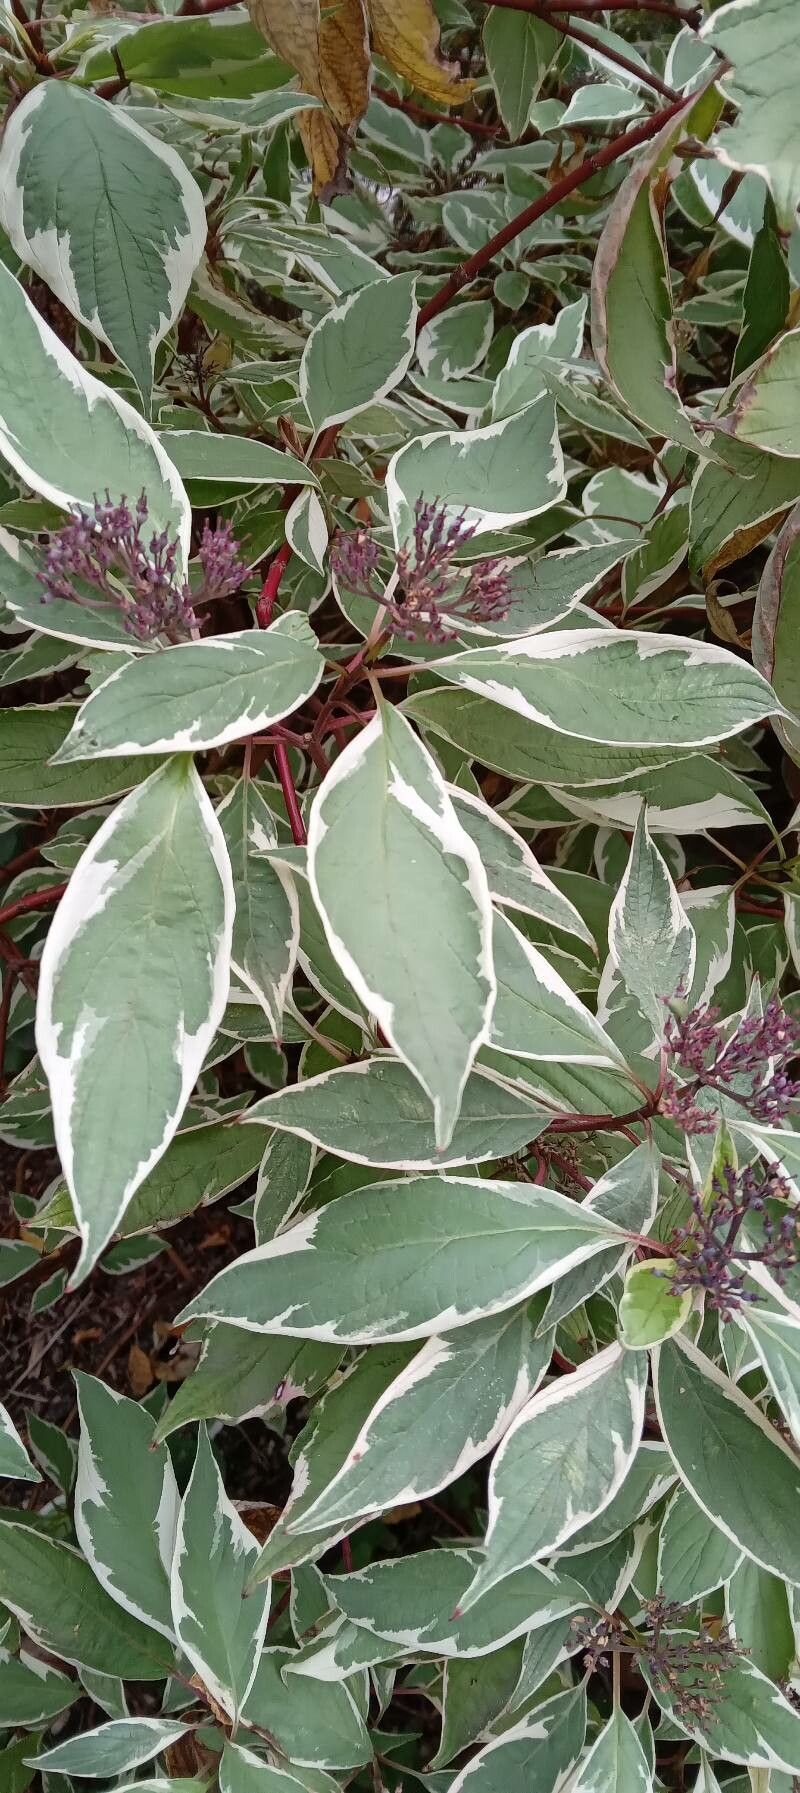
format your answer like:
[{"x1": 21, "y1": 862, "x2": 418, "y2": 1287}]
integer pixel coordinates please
[{"x1": 1, "y1": 0, "x2": 800, "y2": 1788}]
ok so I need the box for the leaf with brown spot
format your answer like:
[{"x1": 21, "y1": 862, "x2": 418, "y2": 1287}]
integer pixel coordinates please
[{"x1": 365, "y1": 0, "x2": 473, "y2": 104}]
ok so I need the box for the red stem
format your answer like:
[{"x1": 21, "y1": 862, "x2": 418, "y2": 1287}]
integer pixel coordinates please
[
  {"x1": 0, "y1": 884, "x2": 66, "y2": 928},
  {"x1": 373, "y1": 86, "x2": 500, "y2": 140},
  {"x1": 273, "y1": 743, "x2": 307, "y2": 846},
  {"x1": 486, "y1": 0, "x2": 680, "y2": 99},
  {"x1": 518, "y1": 0, "x2": 698, "y2": 17},
  {"x1": 417, "y1": 94, "x2": 686, "y2": 329},
  {"x1": 257, "y1": 540, "x2": 292, "y2": 629},
  {"x1": 0, "y1": 968, "x2": 15, "y2": 1095}
]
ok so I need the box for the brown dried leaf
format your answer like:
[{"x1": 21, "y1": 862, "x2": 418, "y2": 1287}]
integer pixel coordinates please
[
  {"x1": 127, "y1": 1341, "x2": 154, "y2": 1397},
  {"x1": 248, "y1": 0, "x2": 369, "y2": 192},
  {"x1": 365, "y1": 0, "x2": 473, "y2": 104},
  {"x1": 235, "y1": 1500, "x2": 283, "y2": 1544},
  {"x1": 299, "y1": 105, "x2": 351, "y2": 200}
]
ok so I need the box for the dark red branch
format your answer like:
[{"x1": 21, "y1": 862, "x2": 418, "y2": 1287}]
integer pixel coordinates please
[
  {"x1": 373, "y1": 86, "x2": 500, "y2": 140},
  {"x1": 273, "y1": 744, "x2": 307, "y2": 846},
  {"x1": 417, "y1": 93, "x2": 686, "y2": 328},
  {"x1": 0, "y1": 884, "x2": 66, "y2": 929},
  {"x1": 486, "y1": 1, "x2": 679, "y2": 102}
]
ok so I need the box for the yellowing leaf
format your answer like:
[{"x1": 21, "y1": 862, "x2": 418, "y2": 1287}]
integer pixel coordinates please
[
  {"x1": 365, "y1": 0, "x2": 474, "y2": 105},
  {"x1": 248, "y1": 0, "x2": 369, "y2": 193}
]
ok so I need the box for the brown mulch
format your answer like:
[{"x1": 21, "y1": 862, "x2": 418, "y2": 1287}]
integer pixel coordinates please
[{"x1": 0, "y1": 1142, "x2": 293, "y2": 1508}]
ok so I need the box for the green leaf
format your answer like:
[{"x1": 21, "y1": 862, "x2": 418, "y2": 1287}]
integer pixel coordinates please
[
  {"x1": 0, "y1": 1650, "x2": 76, "y2": 1729},
  {"x1": 171, "y1": 1427, "x2": 270, "y2": 1720},
  {"x1": 30, "y1": 1720, "x2": 192, "y2": 1780},
  {"x1": 657, "y1": 1486, "x2": 743, "y2": 1603},
  {"x1": 0, "y1": 260, "x2": 189, "y2": 561},
  {"x1": 285, "y1": 488, "x2": 328, "y2": 575},
  {"x1": 619, "y1": 1260, "x2": 692, "y2": 1349},
  {"x1": 491, "y1": 299, "x2": 585, "y2": 421},
  {"x1": 482, "y1": 9, "x2": 561, "y2": 140},
  {"x1": 323, "y1": 1548, "x2": 588, "y2": 1656},
  {"x1": 449, "y1": 788, "x2": 594, "y2": 942},
  {"x1": 753, "y1": 500, "x2": 800, "y2": 759},
  {"x1": 0, "y1": 1526, "x2": 170, "y2": 1678},
  {"x1": 252, "y1": 1346, "x2": 413, "y2": 1581},
  {"x1": 218, "y1": 777, "x2": 298, "y2": 1034},
  {"x1": 0, "y1": 1408, "x2": 39, "y2": 1482},
  {"x1": 178, "y1": 1173, "x2": 624, "y2": 1343},
  {"x1": 643, "y1": 1634, "x2": 800, "y2": 1772},
  {"x1": 457, "y1": 1343, "x2": 646, "y2": 1612},
  {"x1": 702, "y1": 0, "x2": 800, "y2": 229},
  {"x1": 733, "y1": 195, "x2": 790, "y2": 379},
  {"x1": 432, "y1": 1641, "x2": 526, "y2": 1768},
  {"x1": 654, "y1": 1335, "x2": 800, "y2": 1583},
  {"x1": 0, "y1": 83, "x2": 206, "y2": 406},
  {"x1": 490, "y1": 909, "x2": 623, "y2": 1066},
  {"x1": 448, "y1": 1683, "x2": 586, "y2": 1793},
  {"x1": 724, "y1": 327, "x2": 800, "y2": 457},
  {"x1": 608, "y1": 807, "x2": 695, "y2": 1028},
  {"x1": 689, "y1": 433, "x2": 800, "y2": 581},
  {"x1": 160, "y1": 430, "x2": 318, "y2": 490},
  {"x1": 246, "y1": 1057, "x2": 548, "y2": 1169},
  {"x1": 36, "y1": 757, "x2": 234, "y2": 1279},
  {"x1": 300, "y1": 273, "x2": 417, "y2": 431},
  {"x1": 741, "y1": 1304, "x2": 800, "y2": 1442},
  {"x1": 74, "y1": 1372, "x2": 178, "y2": 1639},
  {"x1": 569, "y1": 1708, "x2": 652, "y2": 1793},
  {"x1": 0, "y1": 706, "x2": 163, "y2": 809},
  {"x1": 288, "y1": 1305, "x2": 553, "y2": 1536},
  {"x1": 55, "y1": 616, "x2": 323, "y2": 761},
  {"x1": 417, "y1": 301, "x2": 494, "y2": 381},
  {"x1": 154, "y1": 1326, "x2": 340, "y2": 1441},
  {"x1": 403, "y1": 686, "x2": 687, "y2": 785},
  {"x1": 307, "y1": 703, "x2": 494, "y2": 1151},
  {"x1": 591, "y1": 96, "x2": 709, "y2": 450},
  {"x1": 386, "y1": 396, "x2": 566, "y2": 547},
  {"x1": 727, "y1": 1556, "x2": 795, "y2": 1681},
  {"x1": 78, "y1": 13, "x2": 290, "y2": 96},
  {"x1": 432, "y1": 628, "x2": 779, "y2": 749},
  {"x1": 242, "y1": 1649, "x2": 372, "y2": 1772},
  {"x1": 220, "y1": 1743, "x2": 321, "y2": 1793}
]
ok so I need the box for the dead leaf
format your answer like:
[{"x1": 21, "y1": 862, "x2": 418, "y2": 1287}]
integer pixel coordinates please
[
  {"x1": 235, "y1": 1500, "x2": 283, "y2": 1544},
  {"x1": 165, "y1": 1730, "x2": 221, "y2": 1777},
  {"x1": 187, "y1": 1673, "x2": 231, "y2": 1729},
  {"x1": 127, "y1": 1341, "x2": 154, "y2": 1397},
  {"x1": 248, "y1": 0, "x2": 369, "y2": 192},
  {"x1": 365, "y1": 0, "x2": 474, "y2": 105}
]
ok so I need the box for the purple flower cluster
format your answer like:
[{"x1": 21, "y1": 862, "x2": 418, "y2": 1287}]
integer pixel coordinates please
[
  {"x1": 570, "y1": 1598, "x2": 741, "y2": 1724},
  {"x1": 668, "y1": 1160, "x2": 798, "y2": 1319},
  {"x1": 330, "y1": 496, "x2": 512, "y2": 643},
  {"x1": 661, "y1": 996, "x2": 800, "y2": 1134},
  {"x1": 642, "y1": 1598, "x2": 740, "y2": 1724},
  {"x1": 40, "y1": 492, "x2": 247, "y2": 645}
]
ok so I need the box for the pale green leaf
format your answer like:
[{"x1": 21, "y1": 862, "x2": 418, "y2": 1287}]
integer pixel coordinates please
[
  {"x1": 432, "y1": 628, "x2": 779, "y2": 748},
  {"x1": 171, "y1": 1427, "x2": 270, "y2": 1720},
  {"x1": 307, "y1": 703, "x2": 494, "y2": 1150},
  {"x1": 245, "y1": 1057, "x2": 549, "y2": 1169},
  {"x1": 36, "y1": 757, "x2": 234, "y2": 1278},
  {"x1": 654, "y1": 1334, "x2": 800, "y2": 1583},
  {"x1": 74, "y1": 1372, "x2": 179, "y2": 1640},
  {"x1": 459, "y1": 1343, "x2": 646, "y2": 1611},
  {"x1": 386, "y1": 396, "x2": 566, "y2": 547},
  {"x1": 0, "y1": 260, "x2": 189, "y2": 564},
  {"x1": 300, "y1": 274, "x2": 417, "y2": 432},
  {"x1": 55, "y1": 616, "x2": 323, "y2": 761},
  {"x1": 178, "y1": 1174, "x2": 624, "y2": 1344},
  {"x1": 0, "y1": 83, "x2": 206, "y2": 404}
]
